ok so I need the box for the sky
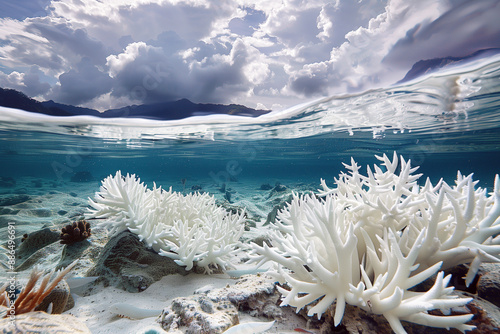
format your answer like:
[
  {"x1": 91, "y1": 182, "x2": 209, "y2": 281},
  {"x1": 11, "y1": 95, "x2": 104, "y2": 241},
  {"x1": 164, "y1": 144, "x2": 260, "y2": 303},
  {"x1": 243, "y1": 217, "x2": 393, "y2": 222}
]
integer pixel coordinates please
[{"x1": 0, "y1": 0, "x2": 499, "y2": 112}]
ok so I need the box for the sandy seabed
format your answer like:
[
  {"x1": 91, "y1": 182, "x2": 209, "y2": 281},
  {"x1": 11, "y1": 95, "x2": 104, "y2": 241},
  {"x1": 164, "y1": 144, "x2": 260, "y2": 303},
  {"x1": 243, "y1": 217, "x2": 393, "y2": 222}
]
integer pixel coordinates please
[{"x1": 0, "y1": 175, "x2": 317, "y2": 333}]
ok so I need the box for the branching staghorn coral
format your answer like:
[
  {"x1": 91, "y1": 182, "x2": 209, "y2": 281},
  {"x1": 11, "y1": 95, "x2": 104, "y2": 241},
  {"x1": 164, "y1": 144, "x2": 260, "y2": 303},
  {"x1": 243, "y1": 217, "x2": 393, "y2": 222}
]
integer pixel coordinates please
[
  {"x1": 0, "y1": 260, "x2": 78, "y2": 316},
  {"x1": 250, "y1": 152, "x2": 500, "y2": 333},
  {"x1": 86, "y1": 171, "x2": 246, "y2": 273}
]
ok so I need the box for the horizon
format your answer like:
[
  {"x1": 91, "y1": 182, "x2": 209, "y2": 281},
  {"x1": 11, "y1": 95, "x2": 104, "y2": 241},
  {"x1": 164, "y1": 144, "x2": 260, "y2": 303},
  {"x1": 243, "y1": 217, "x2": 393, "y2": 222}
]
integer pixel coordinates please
[
  {"x1": 0, "y1": 86, "x2": 272, "y2": 113},
  {"x1": 1, "y1": 1, "x2": 500, "y2": 112}
]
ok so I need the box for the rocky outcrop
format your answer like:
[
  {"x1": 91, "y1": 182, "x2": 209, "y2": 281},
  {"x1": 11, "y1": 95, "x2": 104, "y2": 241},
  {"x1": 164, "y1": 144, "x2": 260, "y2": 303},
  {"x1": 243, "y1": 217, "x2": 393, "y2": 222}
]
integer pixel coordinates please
[
  {"x1": 158, "y1": 275, "x2": 281, "y2": 333},
  {"x1": 17, "y1": 227, "x2": 60, "y2": 260},
  {"x1": 88, "y1": 231, "x2": 188, "y2": 292},
  {"x1": 0, "y1": 194, "x2": 30, "y2": 206},
  {"x1": 477, "y1": 263, "x2": 500, "y2": 308}
]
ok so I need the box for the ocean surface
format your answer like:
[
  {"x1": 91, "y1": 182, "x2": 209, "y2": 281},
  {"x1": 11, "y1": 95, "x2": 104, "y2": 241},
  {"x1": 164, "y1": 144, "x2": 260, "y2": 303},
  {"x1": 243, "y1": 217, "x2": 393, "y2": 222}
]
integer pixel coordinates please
[{"x1": 1, "y1": 53, "x2": 500, "y2": 193}]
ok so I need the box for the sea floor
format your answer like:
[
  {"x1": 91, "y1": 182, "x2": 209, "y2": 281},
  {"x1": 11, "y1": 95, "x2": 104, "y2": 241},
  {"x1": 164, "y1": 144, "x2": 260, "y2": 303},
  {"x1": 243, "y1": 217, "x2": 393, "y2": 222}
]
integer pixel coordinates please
[{"x1": 0, "y1": 174, "x2": 318, "y2": 333}]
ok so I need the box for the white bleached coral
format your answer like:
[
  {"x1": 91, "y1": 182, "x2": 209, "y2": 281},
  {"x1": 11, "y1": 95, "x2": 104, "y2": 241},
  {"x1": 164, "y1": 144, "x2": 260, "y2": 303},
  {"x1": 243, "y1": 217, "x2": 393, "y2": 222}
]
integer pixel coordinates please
[
  {"x1": 86, "y1": 171, "x2": 245, "y2": 273},
  {"x1": 250, "y1": 152, "x2": 500, "y2": 333}
]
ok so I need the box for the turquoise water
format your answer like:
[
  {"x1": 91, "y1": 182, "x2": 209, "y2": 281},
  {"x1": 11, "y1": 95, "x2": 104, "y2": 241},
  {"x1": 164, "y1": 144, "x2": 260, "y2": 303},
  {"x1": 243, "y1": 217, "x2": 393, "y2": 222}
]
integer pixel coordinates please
[{"x1": 1, "y1": 54, "x2": 500, "y2": 192}]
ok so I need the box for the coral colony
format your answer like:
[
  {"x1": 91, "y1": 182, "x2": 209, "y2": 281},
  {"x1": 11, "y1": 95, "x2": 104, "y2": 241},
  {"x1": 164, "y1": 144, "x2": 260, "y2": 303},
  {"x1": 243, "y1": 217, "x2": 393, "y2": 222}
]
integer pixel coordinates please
[
  {"x1": 86, "y1": 171, "x2": 246, "y2": 274},
  {"x1": 60, "y1": 220, "x2": 92, "y2": 245},
  {"x1": 87, "y1": 153, "x2": 500, "y2": 333},
  {"x1": 251, "y1": 153, "x2": 500, "y2": 333}
]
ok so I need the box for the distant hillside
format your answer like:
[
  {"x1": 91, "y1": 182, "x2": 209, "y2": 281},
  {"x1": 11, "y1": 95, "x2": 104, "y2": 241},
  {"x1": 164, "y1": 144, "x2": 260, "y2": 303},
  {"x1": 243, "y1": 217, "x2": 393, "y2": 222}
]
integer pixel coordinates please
[
  {"x1": 41, "y1": 100, "x2": 101, "y2": 116},
  {"x1": 0, "y1": 88, "x2": 271, "y2": 119},
  {"x1": 398, "y1": 48, "x2": 500, "y2": 83},
  {"x1": 98, "y1": 98, "x2": 270, "y2": 119},
  {"x1": 0, "y1": 88, "x2": 73, "y2": 116}
]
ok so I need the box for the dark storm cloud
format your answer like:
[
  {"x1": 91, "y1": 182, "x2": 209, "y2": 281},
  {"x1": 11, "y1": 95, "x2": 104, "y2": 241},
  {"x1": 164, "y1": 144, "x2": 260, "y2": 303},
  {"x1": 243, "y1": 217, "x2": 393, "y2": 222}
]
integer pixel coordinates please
[
  {"x1": 107, "y1": 42, "x2": 186, "y2": 104},
  {"x1": 50, "y1": 57, "x2": 113, "y2": 105},
  {"x1": 107, "y1": 38, "x2": 251, "y2": 105}
]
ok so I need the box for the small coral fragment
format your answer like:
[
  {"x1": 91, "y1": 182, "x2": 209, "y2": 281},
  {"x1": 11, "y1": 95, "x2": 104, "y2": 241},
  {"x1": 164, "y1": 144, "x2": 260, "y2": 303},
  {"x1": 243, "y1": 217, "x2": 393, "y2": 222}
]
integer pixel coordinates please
[{"x1": 60, "y1": 220, "x2": 91, "y2": 245}]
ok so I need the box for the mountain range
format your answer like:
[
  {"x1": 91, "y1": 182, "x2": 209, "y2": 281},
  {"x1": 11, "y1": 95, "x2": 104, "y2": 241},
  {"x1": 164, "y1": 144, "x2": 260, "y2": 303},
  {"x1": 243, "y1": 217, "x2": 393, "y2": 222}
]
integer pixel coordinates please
[
  {"x1": 0, "y1": 88, "x2": 271, "y2": 120},
  {"x1": 397, "y1": 48, "x2": 500, "y2": 83}
]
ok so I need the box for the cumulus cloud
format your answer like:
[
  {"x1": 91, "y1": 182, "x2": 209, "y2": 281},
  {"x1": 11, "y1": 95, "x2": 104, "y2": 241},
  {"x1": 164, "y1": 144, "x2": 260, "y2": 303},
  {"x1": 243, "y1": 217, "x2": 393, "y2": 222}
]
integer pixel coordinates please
[
  {"x1": 106, "y1": 41, "x2": 186, "y2": 103},
  {"x1": 49, "y1": 57, "x2": 113, "y2": 105},
  {"x1": 106, "y1": 37, "x2": 253, "y2": 104},
  {"x1": 0, "y1": 66, "x2": 51, "y2": 97},
  {"x1": 0, "y1": 0, "x2": 499, "y2": 110}
]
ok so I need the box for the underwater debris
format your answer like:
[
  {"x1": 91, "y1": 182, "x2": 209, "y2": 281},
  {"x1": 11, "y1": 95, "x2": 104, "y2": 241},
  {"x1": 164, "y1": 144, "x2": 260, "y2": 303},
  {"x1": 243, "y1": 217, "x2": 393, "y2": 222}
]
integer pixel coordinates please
[
  {"x1": 264, "y1": 193, "x2": 294, "y2": 225},
  {"x1": 181, "y1": 178, "x2": 186, "y2": 193},
  {"x1": 0, "y1": 259, "x2": 78, "y2": 316},
  {"x1": 477, "y1": 263, "x2": 500, "y2": 308},
  {"x1": 224, "y1": 190, "x2": 232, "y2": 202},
  {"x1": 272, "y1": 182, "x2": 287, "y2": 192},
  {"x1": 60, "y1": 220, "x2": 92, "y2": 245},
  {"x1": 161, "y1": 296, "x2": 238, "y2": 333}
]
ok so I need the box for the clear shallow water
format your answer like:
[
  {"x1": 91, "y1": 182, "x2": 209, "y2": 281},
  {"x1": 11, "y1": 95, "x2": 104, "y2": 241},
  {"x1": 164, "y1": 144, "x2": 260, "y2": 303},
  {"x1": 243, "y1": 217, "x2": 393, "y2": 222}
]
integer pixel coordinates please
[{"x1": 1, "y1": 54, "x2": 500, "y2": 190}]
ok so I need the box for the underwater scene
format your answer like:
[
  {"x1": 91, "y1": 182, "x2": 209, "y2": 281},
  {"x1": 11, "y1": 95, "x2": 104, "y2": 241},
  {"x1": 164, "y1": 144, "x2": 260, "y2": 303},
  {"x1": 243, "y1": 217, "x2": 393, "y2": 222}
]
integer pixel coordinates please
[
  {"x1": 1, "y1": 53, "x2": 500, "y2": 334},
  {"x1": 1, "y1": 1, "x2": 500, "y2": 334}
]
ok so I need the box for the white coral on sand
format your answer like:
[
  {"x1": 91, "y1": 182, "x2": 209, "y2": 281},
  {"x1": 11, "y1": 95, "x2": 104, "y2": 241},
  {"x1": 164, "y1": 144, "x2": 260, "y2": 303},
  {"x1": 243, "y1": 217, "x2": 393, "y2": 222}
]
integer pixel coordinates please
[
  {"x1": 86, "y1": 171, "x2": 246, "y2": 273},
  {"x1": 250, "y1": 152, "x2": 500, "y2": 333}
]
